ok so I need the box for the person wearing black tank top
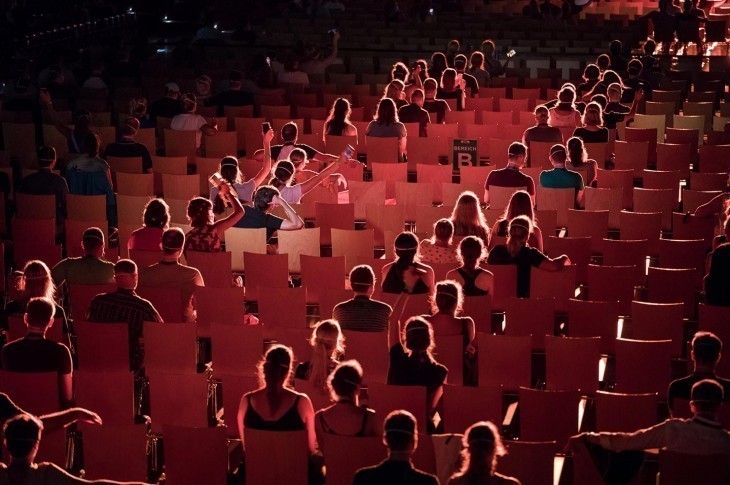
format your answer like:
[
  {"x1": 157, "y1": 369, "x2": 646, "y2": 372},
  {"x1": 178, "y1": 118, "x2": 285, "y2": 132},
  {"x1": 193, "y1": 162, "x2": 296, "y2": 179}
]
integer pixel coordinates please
[
  {"x1": 447, "y1": 236, "x2": 494, "y2": 297},
  {"x1": 382, "y1": 232, "x2": 435, "y2": 295},
  {"x1": 315, "y1": 360, "x2": 379, "y2": 452}
]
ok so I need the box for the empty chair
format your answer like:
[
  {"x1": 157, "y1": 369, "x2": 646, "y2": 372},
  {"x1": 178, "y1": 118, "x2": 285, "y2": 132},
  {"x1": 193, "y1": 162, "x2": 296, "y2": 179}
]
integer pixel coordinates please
[
  {"x1": 148, "y1": 372, "x2": 210, "y2": 434},
  {"x1": 75, "y1": 321, "x2": 130, "y2": 372},
  {"x1": 314, "y1": 202, "x2": 355, "y2": 246},
  {"x1": 185, "y1": 251, "x2": 233, "y2": 288},
  {"x1": 144, "y1": 321, "x2": 198, "y2": 373},
  {"x1": 257, "y1": 286, "x2": 307, "y2": 336},
  {"x1": 210, "y1": 324, "x2": 263, "y2": 378},
  {"x1": 225, "y1": 228, "x2": 267, "y2": 272},
  {"x1": 367, "y1": 383, "x2": 427, "y2": 432},
  {"x1": 530, "y1": 266, "x2": 578, "y2": 312},
  {"x1": 478, "y1": 333, "x2": 532, "y2": 391},
  {"x1": 631, "y1": 301, "x2": 684, "y2": 357},
  {"x1": 80, "y1": 423, "x2": 149, "y2": 482},
  {"x1": 586, "y1": 265, "x2": 639, "y2": 316},
  {"x1": 75, "y1": 370, "x2": 136, "y2": 425},
  {"x1": 535, "y1": 187, "x2": 575, "y2": 227},
  {"x1": 614, "y1": 338, "x2": 673, "y2": 396},
  {"x1": 595, "y1": 391, "x2": 658, "y2": 432},
  {"x1": 633, "y1": 188, "x2": 674, "y2": 231},
  {"x1": 545, "y1": 336, "x2": 601, "y2": 393},
  {"x1": 647, "y1": 267, "x2": 700, "y2": 318},
  {"x1": 242, "y1": 252, "x2": 289, "y2": 301},
  {"x1": 498, "y1": 440, "x2": 556, "y2": 485},
  {"x1": 331, "y1": 228, "x2": 375, "y2": 273},
  {"x1": 503, "y1": 297, "x2": 556, "y2": 350},
  {"x1": 441, "y1": 384, "x2": 503, "y2": 434},
  {"x1": 566, "y1": 209, "x2": 609, "y2": 253},
  {"x1": 163, "y1": 426, "x2": 229, "y2": 485},
  {"x1": 341, "y1": 330, "x2": 389, "y2": 384},
  {"x1": 566, "y1": 299, "x2": 621, "y2": 354},
  {"x1": 277, "y1": 228, "x2": 322, "y2": 273},
  {"x1": 322, "y1": 435, "x2": 385, "y2": 485},
  {"x1": 619, "y1": 210, "x2": 662, "y2": 254},
  {"x1": 519, "y1": 387, "x2": 580, "y2": 446}
]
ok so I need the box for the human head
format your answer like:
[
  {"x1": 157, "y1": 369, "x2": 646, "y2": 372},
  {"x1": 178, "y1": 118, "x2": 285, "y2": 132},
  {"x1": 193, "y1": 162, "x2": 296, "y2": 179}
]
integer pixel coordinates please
[
  {"x1": 288, "y1": 148, "x2": 308, "y2": 171},
  {"x1": 161, "y1": 227, "x2": 185, "y2": 257},
  {"x1": 24, "y1": 297, "x2": 55, "y2": 331},
  {"x1": 507, "y1": 142, "x2": 527, "y2": 166},
  {"x1": 566, "y1": 137, "x2": 587, "y2": 166},
  {"x1": 113, "y1": 259, "x2": 138, "y2": 290},
  {"x1": 505, "y1": 190, "x2": 534, "y2": 222},
  {"x1": 258, "y1": 344, "x2": 293, "y2": 389},
  {"x1": 187, "y1": 197, "x2": 213, "y2": 228},
  {"x1": 195, "y1": 75, "x2": 211, "y2": 97},
  {"x1": 456, "y1": 421, "x2": 506, "y2": 476},
  {"x1": 73, "y1": 109, "x2": 91, "y2": 131},
  {"x1": 431, "y1": 280, "x2": 463, "y2": 316},
  {"x1": 691, "y1": 331, "x2": 722, "y2": 368},
  {"x1": 37, "y1": 146, "x2": 56, "y2": 169},
  {"x1": 451, "y1": 191, "x2": 487, "y2": 236},
  {"x1": 582, "y1": 64, "x2": 600, "y2": 83},
  {"x1": 375, "y1": 97, "x2": 398, "y2": 125},
  {"x1": 508, "y1": 215, "x2": 533, "y2": 243},
  {"x1": 124, "y1": 116, "x2": 141, "y2": 132},
  {"x1": 596, "y1": 53, "x2": 611, "y2": 72},
  {"x1": 411, "y1": 88, "x2": 425, "y2": 107},
  {"x1": 391, "y1": 62, "x2": 409, "y2": 83},
  {"x1": 627, "y1": 59, "x2": 643, "y2": 77},
  {"x1": 441, "y1": 68, "x2": 457, "y2": 92},
  {"x1": 457, "y1": 236, "x2": 487, "y2": 268},
  {"x1": 534, "y1": 105, "x2": 549, "y2": 125},
  {"x1": 590, "y1": 94, "x2": 608, "y2": 110},
  {"x1": 219, "y1": 156, "x2": 241, "y2": 185},
  {"x1": 253, "y1": 185, "x2": 280, "y2": 212},
  {"x1": 384, "y1": 80, "x2": 405, "y2": 102},
  {"x1": 690, "y1": 379, "x2": 724, "y2": 416},
  {"x1": 609, "y1": 40, "x2": 622, "y2": 56},
  {"x1": 82, "y1": 227, "x2": 105, "y2": 257},
  {"x1": 83, "y1": 132, "x2": 100, "y2": 157},
  {"x1": 423, "y1": 78, "x2": 438, "y2": 98},
  {"x1": 181, "y1": 92, "x2": 197, "y2": 113},
  {"x1": 120, "y1": 122, "x2": 137, "y2": 139},
  {"x1": 549, "y1": 144, "x2": 567, "y2": 167},
  {"x1": 557, "y1": 85, "x2": 576, "y2": 106},
  {"x1": 383, "y1": 410, "x2": 418, "y2": 453},
  {"x1": 229, "y1": 69, "x2": 242, "y2": 89},
  {"x1": 644, "y1": 39, "x2": 656, "y2": 55},
  {"x1": 350, "y1": 264, "x2": 376, "y2": 295},
  {"x1": 469, "y1": 51, "x2": 484, "y2": 71},
  {"x1": 19, "y1": 260, "x2": 54, "y2": 302},
  {"x1": 606, "y1": 82, "x2": 622, "y2": 103},
  {"x1": 481, "y1": 39, "x2": 496, "y2": 56},
  {"x1": 3, "y1": 414, "x2": 43, "y2": 462},
  {"x1": 454, "y1": 54, "x2": 468, "y2": 72},
  {"x1": 284, "y1": 52, "x2": 300, "y2": 72},
  {"x1": 327, "y1": 97, "x2": 352, "y2": 125},
  {"x1": 430, "y1": 52, "x2": 448, "y2": 72},
  {"x1": 309, "y1": 319, "x2": 345, "y2": 389},
  {"x1": 328, "y1": 360, "x2": 364, "y2": 402},
  {"x1": 601, "y1": 70, "x2": 623, "y2": 88},
  {"x1": 281, "y1": 121, "x2": 299, "y2": 143},
  {"x1": 447, "y1": 39, "x2": 460, "y2": 54},
  {"x1": 403, "y1": 316, "x2": 435, "y2": 356},
  {"x1": 394, "y1": 231, "x2": 420, "y2": 266},
  {"x1": 164, "y1": 82, "x2": 181, "y2": 98},
  {"x1": 273, "y1": 160, "x2": 296, "y2": 186},
  {"x1": 143, "y1": 198, "x2": 170, "y2": 230},
  {"x1": 582, "y1": 102, "x2": 603, "y2": 126},
  {"x1": 432, "y1": 218, "x2": 454, "y2": 245}
]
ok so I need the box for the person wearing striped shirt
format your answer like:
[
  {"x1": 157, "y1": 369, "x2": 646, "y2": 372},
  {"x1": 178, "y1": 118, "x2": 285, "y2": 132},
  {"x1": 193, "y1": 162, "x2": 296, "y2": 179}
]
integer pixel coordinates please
[{"x1": 333, "y1": 265, "x2": 392, "y2": 333}]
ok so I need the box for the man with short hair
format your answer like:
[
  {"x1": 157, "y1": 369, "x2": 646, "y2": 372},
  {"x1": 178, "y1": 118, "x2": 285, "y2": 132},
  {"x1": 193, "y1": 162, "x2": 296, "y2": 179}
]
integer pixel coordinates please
[
  {"x1": 522, "y1": 105, "x2": 563, "y2": 146},
  {"x1": 572, "y1": 380, "x2": 730, "y2": 455},
  {"x1": 19, "y1": 145, "x2": 69, "y2": 235},
  {"x1": 422, "y1": 78, "x2": 451, "y2": 124},
  {"x1": 453, "y1": 54, "x2": 479, "y2": 98},
  {"x1": 398, "y1": 89, "x2": 431, "y2": 137},
  {"x1": 539, "y1": 144, "x2": 585, "y2": 208},
  {"x1": 253, "y1": 121, "x2": 337, "y2": 163},
  {"x1": 669, "y1": 331, "x2": 730, "y2": 412},
  {"x1": 139, "y1": 228, "x2": 204, "y2": 323},
  {"x1": 0, "y1": 414, "x2": 144, "y2": 484},
  {"x1": 52, "y1": 227, "x2": 115, "y2": 286},
  {"x1": 333, "y1": 265, "x2": 393, "y2": 332},
  {"x1": 484, "y1": 142, "x2": 536, "y2": 204},
  {"x1": 1, "y1": 297, "x2": 73, "y2": 406},
  {"x1": 149, "y1": 82, "x2": 183, "y2": 122},
  {"x1": 353, "y1": 410, "x2": 438, "y2": 484},
  {"x1": 87, "y1": 259, "x2": 163, "y2": 372},
  {"x1": 234, "y1": 186, "x2": 304, "y2": 239},
  {"x1": 103, "y1": 123, "x2": 153, "y2": 173}
]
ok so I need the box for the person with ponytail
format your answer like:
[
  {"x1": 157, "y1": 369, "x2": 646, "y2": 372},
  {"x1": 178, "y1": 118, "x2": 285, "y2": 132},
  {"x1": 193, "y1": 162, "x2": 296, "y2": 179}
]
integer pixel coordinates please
[
  {"x1": 489, "y1": 190, "x2": 543, "y2": 251},
  {"x1": 387, "y1": 312, "x2": 448, "y2": 431},
  {"x1": 381, "y1": 231, "x2": 435, "y2": 295},
  {"x1": 323, "y1": 97, "x2": 357, "y2": 141},
  {"x1": 128, "y1": 198, "x2": 169, "y2": 251},
  {"x1": 448, "y1": 421, "x2": 519, "y2": 484},
  {"x1": 237, "y1": 345, "x2": 319, "y2": 454},
  {"x1": 447, "y1": 236, "x2": 495, "y2": 297},
  {"x1": 548, "y1": 85, "x2": 582, "y2": 127},
  {"x1": 296, "y1": 320, "x2": 345, "y2": 393},
  {"x1": 315, "y1": 360, "x2": 379, "y2": 451},
  {"x1": 419, "y1": 218, "x2": 459, "y2": 264},
  {"x1": 185, "y1": 179, "x2": 244, "y2": 253},
  {"x1": 487, "y1": 215, "x2": 570, "y2": 297},
  {"x1": 269, "y1": 153, "x2": 343, "y2": 205},
  {"x1": 210, "y1": 129, "x2": 274, "y2": 212}
]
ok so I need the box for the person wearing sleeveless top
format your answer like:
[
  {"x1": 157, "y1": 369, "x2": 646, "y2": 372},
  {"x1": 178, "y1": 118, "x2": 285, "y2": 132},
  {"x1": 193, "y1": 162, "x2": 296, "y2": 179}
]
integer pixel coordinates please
[
  {"x1": 448, "y1": 421, "x2": 520, "y2": 485},
  {"x1": 548, "y1": 85, "x2": 582, "y2": 128},
  {"x1": 315, "y1": 360, "x2": 380, "y2": 453},
  {"x1": 382, "y1": 232, "x2": 435, "y2": 295},
  {"x1": 447, "y1": 236, "x2": 494, "y2": 297},
  {"x1": 489, "y1": 190, "x2": 543, "y2": 252}
]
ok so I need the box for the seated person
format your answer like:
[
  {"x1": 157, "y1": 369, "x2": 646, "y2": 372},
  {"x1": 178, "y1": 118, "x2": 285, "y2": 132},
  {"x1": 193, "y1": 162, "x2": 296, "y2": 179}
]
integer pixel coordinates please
[
  {"x1": 539, "y1": 144, "x2": 585, "y2": 208},
  {"x1": 447, "y1": 236, "x2": 495, "y2": 297},
  {"x1": 233, "y1": 185, "x2": 304, "y2": 241},
  {"x1": 366, "y1": 98, "x2": 407, "y2": 162},
  {"x1": 382, "y1": 232, "x2": 435, "y2": 295},
  {"x1": 103, "y1": 122, "x2": 153, "y2": 173},
  {"x1": 170, "y1": 92, "x2": 218, "y2": 149},
  {"x1": 449, "y1": 421, "x2": 519, "y2": 484},
  {"x1": 418, "y1": 218, "x2": 459, "y2": 265},
  {"x1": 52, "y1": 227, "x2": 115, "y2": 287},
  {"x1": 333, "y1": 265, "x2": 392, "y2": 332},
  {"x1": 253, "y1": 121, "x2": 337, "y2": 163}
]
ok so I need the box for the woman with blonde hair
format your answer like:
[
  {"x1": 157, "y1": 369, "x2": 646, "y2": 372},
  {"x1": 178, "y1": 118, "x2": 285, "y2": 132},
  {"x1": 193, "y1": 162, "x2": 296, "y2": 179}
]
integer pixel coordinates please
[
  {"x1": 438, "y1": 68, "x2": 466, "y2": 111},
  {"x1": 489, "y1": 190, "x2": 543, "y2": 251},
  {"x1": 296, "y1": 320, "x2": 345, "y2": 392},
  {"x1": 566, "y1": 137, "x2": 598, "y2": 188},
  {"x1": 488, "y1": 216, "x2": 570, "y2": 297},
  {"x1": 450, "y1": 191, "x2": 490, "y2": 245},
  {"x1": 447, "y1": 236, "x2": 495, "y2": 297},
  {"x1": 419, "y1": 218, "x2": 459, "y2": 264},
  {"x1": 383, "y1": 80, "x2": 407, "y2": 109},
  {"x1": 269, "y1": 155, "x2": 343, "y2": 205},
  {"x1": 572, "y1": 102, "x2": 609, "y2": 144},
  {"x1": 548, "y1": 85, "x2": 582, "y2": 127},
  {"x1": 324, "y1": 97, "x2": 357, "y2": 140},
  {"x1": 448, "y1": 421, "x2": 519, "y2": 484}
]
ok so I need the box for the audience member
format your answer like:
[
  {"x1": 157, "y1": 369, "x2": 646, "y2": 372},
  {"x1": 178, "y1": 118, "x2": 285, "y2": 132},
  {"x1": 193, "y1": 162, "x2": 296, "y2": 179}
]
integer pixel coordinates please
[
  {"x1": 453, "y1": 54, "x2": 479, "y2": 98},
  {"x1": 571, "y1": 379, "x2": 730, "y2": 455},
  {"x1": 447, "y1": 236, "x2": 494, "y2": 297},
  {"x1": 1, "y1": 297, "x2": 73, "y2": 406},
  {"x1": 488, "y1": 216, "x2": 570, "y2": 297},
  {"x1": 170, "y1": 92, "x2": 218, "y2": 150},
  {"x1": 429, "y1": 52, "x2": 448, "y2": 82},
  {"x1": 52, "y1": 227, "x2": 115, "y2": 286},
  {"x1": 296, "y1": 320, "x2": 345, "y2": 393},
  {"x1": 0, "y1": 393, "x2": 101, "y2": 434},
  {"x1": 18, "y1": 146, "x2": 68, "y2": 237},
  {"x1": 353, "y1": 410, "x2": 438, "y2": 485},
  {"x1": 668, "y1": 331, "x2": 730, "y2": 412},
  {"x1": 129, "y1": 97, "x2": 154, "y2": 129},
  {"x1": 468, "y1": 51, "x2": 491, "y2": 88},
  {"x1": 333, "y1": 265, "x2": 393, "y2": 332},
  {"x1": 270, "y1": 156, "x2": 342, "y2": 205},
  {"x1": 566, "y1": 137, "x2": 598, "y2": 187},
  {"x1": 704, "y1": 243, "x2": 730, "y2": 306},
  {"x1": 596, "y1": 53, "x2": 611, "y2": 73},
  {"x1": 388, "y1": 314, "x2": 448, "y2": 431},
  {"x1": 185, "y1": 187, "x2": 244, "y2": 253},
  {"x1": 233, "y1": 185, "x2": 305, "y2": 240},
  {"x1": 255, "y1": 121, "x2": 337, "y2": 163},
  {"x1": 39, "y1": 89, "x2": 92, "y2": 156},
  {"x1": 572, "y1": 102, "x2": 608, "y2": 143},
  {"x1": 481, "y1": 40, "x2": 509, "y2": 78},
  {"x1": 418, "y1": 218, "x2": 459, "y2": 265},
  {"x1": 548, "y1": 86, "x2": 582, "y2": 127},
  {"x1": 450, "y1": 191, "x2": 490, "y2": 245},
  {"x1": 66, "y1": 132, "x2": 113, "y2": 187},
  {"x1": 448, "y1": 421, "x2": 519, "y2": 485},
  {"x1": 603, "y1": 83, "x2": 643, "y2": 129},
  {"x1": 301, "y1": 31, "x2": 342, "y2": 76},
  {"x1": 539, "y1": 144, "x2": 585, "y2": 208},
  {"x1": 485, "y1": 142, "x2": 535, "y2": 204},
  {"x1": 713, "y1": 217, "x2": 730, "y2": 250},
  {"x1": 278, "y1": 52, "x2": 310, "y2": 87},
  {"x1": 383, "y1": 80, "x2": 408, "y2": 110},
  {"x1": 324, "y1": 97, "x2": 358, "y2": 139},
  {"x1": 582, "y1": 69, "x2": 622, "y2": 101},
  {"x1": 128, "y1": 198, "x2": 169, "y2": 252},
  {"x1": 522, "y1": 106, "x2": 563, "y2": 150},
  {"x1": 622, "y1": 59, "x2": 649, "y2": 103},
  {"x1": 87, "y1": 259, "x2": 163, "y2": 372},
  {"x1": 103, "y1": 122, "x2": 153, "y2": 173},
  {"x1": 608, "y1": 39, "x2": 628, "y2": 73},
  {"x1": 0, "y1": 414, "x2": 147, "y2": 484},
  {"x1": 366, "y1": 98, "x2": 407, "y2": 162},
  {"x1": 398, "y1": 88, "x2": 431, "y2": 137},
  {"x1": 139, "y1": 228, "x2": 204, "y2": 322},
  {"x1": 438, "y1": 68, "x2": 465, "y2": 111},
  {"x1": 382, "y1": 232, "x2": 435, "y2": 295},
  {"x1": 423, "y1": 78, "x2": 451, "y2": 124},
  {"x1": 490, "y1": 190, "x2": 543, "y2": 251},
  {"x1": 203, "y1": 70, "x2": 254, "y2": 115},
  {"x1": 315, "y1": 360, "x2": 379, "y2": 451},
  {"x1": 576, "y1": 64, "x2": 600, "y2": 99},
  {"x1": 149, "y1": 83, "x2": 183, "y2": 122}
]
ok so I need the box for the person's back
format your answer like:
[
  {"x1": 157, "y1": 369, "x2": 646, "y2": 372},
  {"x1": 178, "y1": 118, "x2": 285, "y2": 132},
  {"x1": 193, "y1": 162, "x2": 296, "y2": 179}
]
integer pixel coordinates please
[
  {"x1": 1, "y1": 335, "x2": 71, "y2": 374},
  {"x1": 52, "y1": 256, "x2": 115, "y2": 286},
  {"x1": 668, "y1": 332, "x2": 730, "y2": 411},
  {"x1": 539, "y1": 166, "x2": 584, "y2": 190},
  {"x1": 334, "y1": 265, "x2": 392, "y2": 332},
  {"x1": 523, "y1": 123, "x2": 563, "y2": 144},
  {"x1": 19, "y1": 146, "x2": 68, "y2": 229}
]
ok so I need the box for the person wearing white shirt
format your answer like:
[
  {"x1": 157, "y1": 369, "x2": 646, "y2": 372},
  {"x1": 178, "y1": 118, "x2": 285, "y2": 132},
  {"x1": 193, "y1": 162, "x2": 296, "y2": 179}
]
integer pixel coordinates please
[{"x1": 170, "y1": 92, "x2": 218, "y2": 148}]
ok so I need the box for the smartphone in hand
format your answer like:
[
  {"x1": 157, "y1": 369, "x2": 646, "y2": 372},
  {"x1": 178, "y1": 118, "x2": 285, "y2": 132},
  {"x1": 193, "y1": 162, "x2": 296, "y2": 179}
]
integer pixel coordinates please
[{"x1": 262, "y1": 122, "x2": 271, "y2": 134}]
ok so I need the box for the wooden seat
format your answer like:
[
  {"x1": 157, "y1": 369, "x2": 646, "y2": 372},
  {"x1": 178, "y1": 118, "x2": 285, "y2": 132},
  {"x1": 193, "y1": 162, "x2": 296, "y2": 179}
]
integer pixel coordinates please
[
  {"x1": 441, "y1": 384, "x2": 503, "y2": 434},
  {"x1": 518, "y1": 387, "x2": 580, "y2": 446},
  {"x1": 144, "y1": 321, "x2": 197, "y2": 373},
  {"x1": 647, "y1": 266, "x2": 700, "y2": 318},
  {"x1": 499, "y1": 440, "x2": 557, "y2": 485},
  {"x1": 478, "y1": 333, "x2": 531, "y2": 391},
  {"x1": 245, "y1": 429, "x2": 309, "y2": 485},
  {"x1": 148, "y1": 372, "x2": 210, "y2": 433},
  {"x1": 586, "y1": 265, "x2": 639, "y2": 316},
  {"x1": 225, "y1": 227, "x2": 267, "y2": 271},
  {"x1": 614, "y1": 338, "x2": 674, "y2": 396},
  {"x1": 367, "y1": 383, "x2": 428, "y2": 432},
  {"x1": 566, "y1": 298, "x2": 621, "y2": 354},
  {"x1": 185, "y1": 251, "x2": 233, "y2": 288},
  {"x1": 658, "y1": 451, "x2": 730, "y2": 485},
  {"x1": 595, "y1": 390, "x2": 658, "y2": 432},
  {"x1": 76, "y1": 370, "x2": 136, "y2": 425},
  {"x1": 80, "y1": 423, "x2": 148, "y2": 482},
  {"x1": 164, "y1": 426, "x2": 229, "y2": 485},
  {"x1": 503, "y1": 297, "x2": 556, "y2": 350},
  {"x1": 545, "y1": 335, "x2": 601, "y2": 393},
  {"x1": 243, "y1": 252, "x2": 289, "y2": 302}
]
